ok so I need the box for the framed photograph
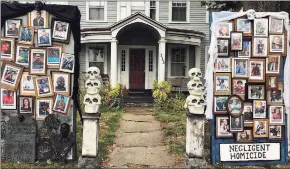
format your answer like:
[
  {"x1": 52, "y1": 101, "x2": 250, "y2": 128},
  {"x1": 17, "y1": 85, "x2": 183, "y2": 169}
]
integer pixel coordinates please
[
  {"x1": 266, "y1": 75, "x2": 278, "y2": 90},
  {"x1": 214, "y1": 57, "x2": 231, "y2": 72},
  {"x1": 232, "y1": 58, "x2": 248, "y2": 78},
  {"x1": 232, "y1": 79, "x2": 246, "y2": 98},
  {"x1": 230, "y1": 116, "x2": 244, "y2": 132},
  {"x1": 243, "y1": 102, "x2": 253, "y2": 127},
  {"x1": 216, "y1": 22, "x2": 233, "y2": 38},
  {"x1": 269, "y1": 125, "x2": 283, "y2": 140},
  {"x1": 20, "y1": 72, "x2": 36, "y2": 96},
  {"x1": 29, "y1": 48, "x2": 47, "y2": 75},
  {"x1": 253, "y1": 119, "x2": 269, "y2": 138},
  {"x1": 253, "y1": 100, "x2": 267, "y2": 118},
  {"x1": 47, "y1": 45, "x2": 63, "y2": 68},
  {"x1": 1, "y1": 37, "x2": 15, "y2": 61},
  {"x1": 235, "y1": 18, "x2": 252, "y2": 36},
  {"x1": 216, "y1": 116, "x2": 233, "y2": 138},
  {"x1": 252, "y1": 37, "x2": 268, "y2": 57},
  {"x1": 214, "y1": 96, "x2": 228, "y2": 114},
  {"x1": 214, "y1": 73, "x2": 231, "y2": 95},
  {"x1": 230, "y1": 32, "x2": 243, "y2": 51},
  {"x1": 253, "y1": 18, "x2": 269, "y2": 37},
  {"x1": 269, "y1": 106, "x2": 284, "y2": 125},
  {"x1": 238, "y1": 41, "x2": 251, "y2": 57},
  {"x1": 248, "y1": 58, "x2": 265, "y2": 82},
  {"x1": 18, "y1": 25, "x2": 35, "y2": 45},
  {"x1": 37, "y1": 28, "x2": 52, "y2": 47},
  {"x1": 15, "y1": 45, "x2": 30, "y2": 67},
  {"x1": 226, "y1": 95, "x2": 243, "y2": 117},
  {"x1": 52, "y1": 94, "x2": 71, "y2": 115},
  {"x1": 5, "y1": 19, "x2": 22, "y2": 38},
  {"x1": 35, "y1": 98, "x2": 53, "y2": 120},
  {"x1": 269, "y1": 35, "x2": 284, "y2": 53},
  {"x1": 52, "y1": 72, "x2": 71, "y2": 96},
  {"x1": 267, "y1": 83, "x2": 283, "y2": 105},
  {"x1": 269, "y1": 16, "x2": 284, "y2": 34},
  {"x1": 0, "y1": 89, "x2": 16, "y2": 110},
  {"x1": 282, "y1": 33, "x2": 287, "y2": 56},
  {"x1": 28, "y1": 10, "x2": 49, "y2": 30},
  {"x1": 247, "y1": 84, "x2": 265, "y2": 100},
  {"x1": 0, "y1": 62, "x2": 24, "y2": 91},
  {"x1": 266, "y1": 54, "x2": 281, "y2": 74},
  {"x1": 51, "y1": 18, "x2": 71, "y2": 44},
  {"x1": 217, "y1": 39, "x2": 229, "y2": 56},
  {"x1": 19, "y1": 96, "x2": 33, "y2": 114},
  {"x1": 236, "y1": 129, "x2": 253, "y2": 142},
  {"x1": 34, "y1": 76, "x2": 54, "y2": 98},
  {"x1": 59, "y1": 53, "x2": 75, "y2": 73}
]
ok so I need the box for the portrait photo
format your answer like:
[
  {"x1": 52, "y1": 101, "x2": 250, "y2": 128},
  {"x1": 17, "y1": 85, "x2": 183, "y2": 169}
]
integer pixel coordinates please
[
  {"x1": 0, "y1": 62, "x2": 23, "y2": 91},
  {"x1": 52, "y1": 18, "x2": 71, "y2": 44},
  {"x1": 20, "y1": 72, "x2": 36, "y2": 96},
  {"x1": 28, "y1": 10, "x2": 48, "y2": 30},
  {"x1": 216, "y1": 22, "x2": 233, "y2": 38},
  {"x1": 230, "y1": 116, "x2": 243, "y2": 132},
  {"x1": 0, "y1": 89, "x2": 16, "y2": 110},
  {"x1": 232, "y1": 79, "x2": 246, "y2": 96},
  {"x1": 227, "y1": 95, "x2": 243, "y2": 117},
  {"x1": 18, "y1": 25, "x2": 35, "y2": 46},
  {"x1": 216, "y1": 116, "x2": 233, "y2": 138},
  {"x1": 248, "y1": 85, "x2": 265, "y2": 100},
  {"x1": 29, "y1": 48, "x2": 47, "y2": 75},
  {"x1": 253, "y1": 100, "x2": 266, "y2": 118},
  {"x1": 266, "y1": 75, "x2": 278, "y2": 90},
  {"x1": 19, "y1": 96, "x2": 33, "y2": 114},
  {"x1": 52, "y1": 94, "x2": 71, "y2": 115},
  {"x1": 236, "y1": 130, "x2": 253, "y2": 142},
  {"x1": 266, "y1": 54, "x2": 281, "y2": 74},
  {"x1": 52, "y1": 72, "x2": 70, "y2": 96},
  {"x1": 214, "y1": 96, "x2": 228, "y2": 114},
  {"x1": 269, "y1": 35, "x2": 284, "y2": 53},
  {"x1": 1, "y1": 37, "x2": 15, "y2": 61},
  {"x1": 249, "y1": 59, "x2": 265, "y2": 82},
  {"x1": 254, "y1": 18, "x2": 268, "y2": 37},
  {"x1": 230, "y1": 32, "x2": 243, "y2": 51},
  {"x1": 35, "y1": 98, "x2": 53, "y2": 120},
  {"x1": 253, "y1": 119, "x2": 269, "y2": 138},
  {"x1": 232, "y1": 58, "x2": 248, "y2": 78},
  {"x1": 217, "y1": 39, "x2": 229, "y2": 56},
  {"x1": 238, "y1": 41, "x2": 251, "y2": 57},
  {"x1": 35, "y1": 76, "x2": 54, "y2": 98},
  {"x1": 269, "y1": 125, "x2": 283, "y2": 140},
  {"x1": 269, "y1": 106, "x2": 284, "y2": 125},
  {"x1": 59, "y1": 53, "x2": 75, "y2": 73},
  {"x1": 252, "y1": 37, "x2": 268, "y2": 57},
  {"x1": 269, "y1": 16, "x2": 284, "y2": 34},
  {"x1": 15, "y1": 45, "x2": 30, "y2": 67},
  {"x1": 243, "y1": 102, "x2": 253, "y2": 126},
  {"x1": 37, "y1": 28, "x2": 52, "y2": 47},
  {"x1": 214, "y1": 73, "x2": 231, "y2": 95},
  {"x1": 267, "y1": 88, "x2": 283, "y2": 105},
  {"x1": 5, "y1": 19, "x2": 22, "y2": 38},
  {"x1": 214, "y1": 57, "x2": 231, "y2": 72},
  {"x1": 235, "y1": 18, "x2": 252, "y2": 36},
  {"x1": 47, "y1": 45, "x2": 63, "y2": 68}
]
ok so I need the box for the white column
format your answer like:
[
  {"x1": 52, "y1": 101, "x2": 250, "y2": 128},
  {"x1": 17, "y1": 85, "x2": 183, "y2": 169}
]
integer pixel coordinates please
[
  {"x1": 110, "y1": 38, "x2": 118, "y2": 88},
  {"x1": 195, "y1": 45, "x2": 201, "y2": 69},
  {"x1": 158, "y1": 38, "x2": 166, "y2": 82}
]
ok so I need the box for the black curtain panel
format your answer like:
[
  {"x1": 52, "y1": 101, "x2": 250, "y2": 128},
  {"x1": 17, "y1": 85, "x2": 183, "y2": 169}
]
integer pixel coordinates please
[{"x1": 1, "y1": 1, "x2": 83, "y2": 122}]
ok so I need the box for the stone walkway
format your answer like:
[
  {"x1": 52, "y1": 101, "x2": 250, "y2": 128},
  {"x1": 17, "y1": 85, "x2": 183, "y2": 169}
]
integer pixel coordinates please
[{"x1": 108, "y1": 107, "x2": 175, "y2": 168}]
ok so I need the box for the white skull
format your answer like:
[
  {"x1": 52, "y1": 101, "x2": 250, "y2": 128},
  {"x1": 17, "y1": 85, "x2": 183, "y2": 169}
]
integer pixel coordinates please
[
  {"x1": 186, "y1": 95, "x2": 205, "y2": 114},
  {"x1": 83, "y1": 94, "x2": 101, "y2": 113},
  {"x1": 247, "y1": 9, "x2": 256, "y2": 20},
  {"x1": 187, "y1": 80, "x2": 204, "y2": 95},
  {"x1": 86, "y1": 67, "x2": 100, "y2": 80},
  {"x1": 188, "y1": 68, "x2": 202, "y2": 81},
  {"x1": 85, "y1": 79, "x2": 101, "y2": 94}
]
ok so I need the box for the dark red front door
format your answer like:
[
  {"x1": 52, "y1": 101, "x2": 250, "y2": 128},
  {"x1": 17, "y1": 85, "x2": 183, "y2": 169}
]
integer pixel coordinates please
[{"x1": 129, "y1": 49, "x2": 145, "y2": 89}]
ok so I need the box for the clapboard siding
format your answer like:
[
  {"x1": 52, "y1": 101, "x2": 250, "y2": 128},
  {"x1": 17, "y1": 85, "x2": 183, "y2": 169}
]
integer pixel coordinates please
[{"x1": 78, "y1": 44, "x2": 87, "y2": 88}]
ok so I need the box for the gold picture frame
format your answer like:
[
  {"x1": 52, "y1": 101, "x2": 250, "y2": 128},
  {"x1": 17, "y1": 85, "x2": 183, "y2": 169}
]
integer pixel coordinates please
[
  {"x1": 52, "y1": 71, "x2": 71, "y2": 96},
  {"x1": 20, "y1": 72, "x2": 36, "y2": 96},
  {"x1": 214, "y1": 73, "x2": 231, "y2": 95},
  {"x1": 0, "y1": 61, "x2": 24, "y2": 91},
  {"x1": 1, "y1": 37, "x2": 15, "y2": 61},
  {"x1": 27, "y1": 10, "x2": 49, "y2": 32},
  {"x1": 18, "y1": 25, "x2": 35, "y2": 46},
  {"x1": 34, "y1": 76, "x2": 54, "y2": 98}
]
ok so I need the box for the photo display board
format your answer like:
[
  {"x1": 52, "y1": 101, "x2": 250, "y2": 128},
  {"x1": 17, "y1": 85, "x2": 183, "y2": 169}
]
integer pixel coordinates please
[{"x1": 209, "y1": 11, "x2": 289, "y2": 166}]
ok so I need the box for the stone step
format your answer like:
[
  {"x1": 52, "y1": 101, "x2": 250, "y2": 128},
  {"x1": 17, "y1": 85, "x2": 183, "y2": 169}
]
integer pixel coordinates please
[
  {"x1": 116, "y1": 131, "x2": 164, "y2": 147},
  {"x1": 119, "y1": 121, "x2": 161, "y2": 133},
  {"x1": 121, "y1": 114, "x2": 155, "y2": 122}
]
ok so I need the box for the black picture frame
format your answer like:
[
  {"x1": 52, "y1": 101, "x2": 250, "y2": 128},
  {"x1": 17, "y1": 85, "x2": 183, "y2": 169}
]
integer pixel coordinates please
[
  {"x1": 18, "y1": 96, "x2": 34, "y2": 115},
  {"x1": 230, "y1": 115, "x2": 244, "y2": 132},
  {"x1": 226, "y1": 94, "x2": 244, "y2": 117},
  {"x1": 246, "y1": 83, "x2": 266, "y2": 100},
  {"x1": 4, "y1": 19, "x2": 23, "y2": 39},
  {"x1": 217, "y1": 39, "x2": 230, "y2": 57},
  {"x1": 51, "y1": 17, "x2": 71, "y2": 44}
]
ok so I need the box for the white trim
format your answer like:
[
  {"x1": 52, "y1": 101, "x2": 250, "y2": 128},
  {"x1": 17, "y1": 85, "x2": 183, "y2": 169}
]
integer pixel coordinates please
[
  {"x1": 86, "y1": 1, "x2": 107, "y2": 22},
  {"x1": 45, "y1": 1, "x2": 68, "y2": 5},
  {"x1": 205, "y1": 46, "x2": 210, "y2": 65},
  {"x1": 85, "y1": 44, "x2": 108, "y2": 74},
  {"x1": 206, "y1": 5, "x2": 209, "y2": 24},
  {"x1": 168, "y1": 0, "x2": 190, "y2": 23}
]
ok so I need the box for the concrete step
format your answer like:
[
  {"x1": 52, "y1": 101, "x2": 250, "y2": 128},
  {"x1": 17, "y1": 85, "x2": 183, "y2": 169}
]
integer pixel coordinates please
[{"x1": 116, "y1": 131, "x2": 164, "y2": 147}]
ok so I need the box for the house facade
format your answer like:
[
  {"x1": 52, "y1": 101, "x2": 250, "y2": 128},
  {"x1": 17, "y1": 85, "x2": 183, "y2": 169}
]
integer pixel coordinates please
[{"x1": 70, "y1": 0, "x2": 210, "y2": 90}]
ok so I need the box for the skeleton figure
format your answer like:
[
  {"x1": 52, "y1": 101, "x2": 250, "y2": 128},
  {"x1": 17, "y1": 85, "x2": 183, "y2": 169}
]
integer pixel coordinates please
[
  {"x1": 187, "y1": 80, "x2": 204, "y2": 95},
  {"x1": 246, "y1": 9, "x2": 256, "y2": 20},
  {"x1": 86, "y1": 67, "x2": 100, "y2": 80},
  {"x1": 184, "y1": 95, "x2": 206, "y2": 114},
  {"x1": 188, "y1": 68, "x2": 202, "y2": 81},
  {"x1": 85, "y1": 79, "x2": 101, "y2": 94},
  {"x1": 83, "y1": 94, "x2": 102, "y2": 113}
]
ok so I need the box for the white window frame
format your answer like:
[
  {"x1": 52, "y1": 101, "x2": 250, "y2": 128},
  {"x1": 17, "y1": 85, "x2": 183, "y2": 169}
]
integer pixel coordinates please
[
  {"x1": 45, "y1": 1, "x2": 68, "y2": 5},
  {"x1": 146, "y1": 1, "x2": 159, "y2": 21},
  {"x1": 86, "y1": 44, "x2": 108, "y2": 74},
  {"x1": 205, "y1": 46, "x2": 210, "y2": 65},
  {"x1": 86, "y1": 1, "x2": 107, "y2": 22},
  {"x1": 168, "y1": 44, "x2": 189, "y2": 78},
  {"x1": 168, "y1": 0, "x2": 190, "y2": 23},
  {"x1": 206, "y1": 5, "x2": 209, "y2": 23}
]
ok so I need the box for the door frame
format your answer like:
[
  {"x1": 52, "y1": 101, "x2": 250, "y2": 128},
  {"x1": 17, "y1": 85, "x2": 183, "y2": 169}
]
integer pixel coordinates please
[{"x1": 129, "y1": 48, "x2": 146, "y2": 89}]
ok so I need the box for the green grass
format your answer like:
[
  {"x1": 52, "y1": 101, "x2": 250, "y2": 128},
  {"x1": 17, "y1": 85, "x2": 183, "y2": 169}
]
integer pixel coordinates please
[{"x1": 169, "y1": 140, "x2": 185, "y2": 155}]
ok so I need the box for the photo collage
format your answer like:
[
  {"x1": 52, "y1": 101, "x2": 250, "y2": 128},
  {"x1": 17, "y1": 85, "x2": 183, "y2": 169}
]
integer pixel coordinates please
[{"x1": 214, "y1": 16, "x2": 286, "y2": 141}]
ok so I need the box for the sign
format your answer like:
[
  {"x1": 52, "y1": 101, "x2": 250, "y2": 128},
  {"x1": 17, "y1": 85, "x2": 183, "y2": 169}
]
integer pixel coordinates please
[{"x1": 220, "y1": 143, "x2": 280, "y2": 161}]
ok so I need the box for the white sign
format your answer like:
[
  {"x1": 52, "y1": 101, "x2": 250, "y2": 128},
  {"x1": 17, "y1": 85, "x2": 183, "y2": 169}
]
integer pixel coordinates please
[{"x1": 220, "y1": 143, "x2": 280, "y2": 161}]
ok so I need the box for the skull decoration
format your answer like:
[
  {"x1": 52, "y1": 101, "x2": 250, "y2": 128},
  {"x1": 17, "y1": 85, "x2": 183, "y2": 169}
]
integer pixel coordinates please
[
  {"x1": 83, "y1": 94, "x2": 102, "y2": 113},
  {"x1": 86, "y1": 67, "x2": 100, "y2": 80},
  {"x1": 246, "y1": 9, "x2": 256, "y2": 20},
  {"x1": 185, "y1": 95, "x2": 205, "y2": 114},
  {"x1": 85, "y1": 79, "x2": 101, "y2": 94},
  {"x1": 187, "y1": 80, "x2": 204, "y2": 95},
  {"x1": 188, "y1": 68, "x2": 202, "y2": 81}
]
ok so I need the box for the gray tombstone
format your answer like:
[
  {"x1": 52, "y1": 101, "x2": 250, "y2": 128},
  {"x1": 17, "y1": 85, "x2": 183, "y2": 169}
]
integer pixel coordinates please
[
  {"x1": 5, "y1": 116, "x2": 36, "y2": 163},
  {"x1": 1, "y1": 120, "x2": 6, "y2": 160}
]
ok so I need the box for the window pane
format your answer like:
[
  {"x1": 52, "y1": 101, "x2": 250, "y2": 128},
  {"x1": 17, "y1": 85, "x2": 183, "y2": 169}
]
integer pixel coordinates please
[
  {"x1": 89, "y1": 62, "x2": 104, "y2": 74},
  {"x1": 89, "y1": 8, "x2": 104, "y2": 20},
  {"x1": 150, "y1": 9, "x2": 156, "y2": 20},
  {"x1": 149, "y1": 50, "x2": 153, "y2": 71},
  {"x1": 150, "y1": 1, "x2": 156, "y2": 7},
  {"x1": 121, "y1": 50, "x2": 126, "y2": 71},
  {"x1": 171, "y1": 63, "x2": 185, "y2": 76},
  {"x1": 172, "y1": 7, "x2": 186, "y2": 21},
  {"x1": 131, "y1": 1, "x2": 145, "y2": 7},
  {"x1": 171, "y1": 48, "x2": 186, "y2": 62}
]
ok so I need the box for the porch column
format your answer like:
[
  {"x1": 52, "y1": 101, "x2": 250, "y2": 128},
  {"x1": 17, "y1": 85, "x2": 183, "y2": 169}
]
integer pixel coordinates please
[
  {"x1": 158, "y1": 37, "x2": 166, "y2": 82},
  {"x1": 110, "y1": 38, "x2": 118, "y2": 88},
  {"x1": 195, "y1": 45, "x2": 201, "y2": 69}
]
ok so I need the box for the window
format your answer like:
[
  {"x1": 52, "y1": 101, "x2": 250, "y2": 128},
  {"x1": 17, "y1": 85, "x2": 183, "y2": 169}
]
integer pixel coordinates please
[
  {"x1": 121, "y1": 50, "x2": 126, "y2": 71},
  {"x1": 169, "y1": 0, "x2": 189, "y2": 22},
  {"x1": 88, "y1": 46, "x2": 105, "y2": 74},
  {"x1": 149, "y1": 50, "x2": 153, "y2": 72},
  {"x1": 170, "y1": 47, "x2": 187, "y2": 77},
  {"x1": 86, "y1": 1, "x2": 107, "y2": 22},
  {"x1": 206, "y1": 5, "x2": 209, "y2": 23},
  {"x1": 131, "y1": 1, "x2": 146, "y2": 14},
  {"x1": 205, "y1": 46, "x2": 210, "y2": 64},
  {"x1": 46, "y1": 1, "x2": 67, "y2": 5},
  {"x1": 150, "y1": 1, "x2": 156, "y2": 20}
]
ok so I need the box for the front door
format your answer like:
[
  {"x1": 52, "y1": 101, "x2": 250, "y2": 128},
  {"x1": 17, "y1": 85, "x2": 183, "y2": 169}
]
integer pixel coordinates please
[{"x1": 129, "y1": 49, "x2": 145, "y2": 89}]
